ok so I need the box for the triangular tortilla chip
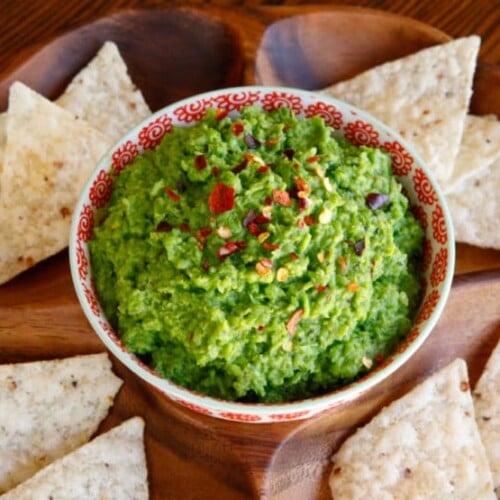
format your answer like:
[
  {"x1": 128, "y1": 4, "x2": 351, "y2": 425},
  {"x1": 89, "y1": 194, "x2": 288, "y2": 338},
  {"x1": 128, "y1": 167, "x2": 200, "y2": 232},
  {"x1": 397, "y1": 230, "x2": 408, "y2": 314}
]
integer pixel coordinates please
[
  {"x1": 329, "y1": 359, "x2": 495, "y2": 499},
  {"x1": 444, "y1": 114, "x2": 500, "y2": 194},
  {"x1": 321, "y1": 36, "x2": 480, "y2": 187},
  {"x1": 447, "y1": 158, "x2": 500, "y2": 249},
  {"x1": 1, "y1": 417, "x2": 148, "y2": 500},
  {"x1": 0, "y1": 81, "x2": 112, "y2": 284},
  {"x1": 474, "y1": 340, "x2": 500, "y2": 494},
  {"x1": 0, "y1": 353, "x2": 123, "y2": 493},
  {"x1": 57, "y1": 41, "x2": 151, "y2": 141}
]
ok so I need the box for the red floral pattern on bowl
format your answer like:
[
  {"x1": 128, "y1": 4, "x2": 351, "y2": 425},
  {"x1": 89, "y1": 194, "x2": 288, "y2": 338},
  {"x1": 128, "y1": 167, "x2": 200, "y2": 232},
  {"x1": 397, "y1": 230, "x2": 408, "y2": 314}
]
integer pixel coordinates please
[{"x1": 69, "y1": 87, "x2": 454, "y2": 423}]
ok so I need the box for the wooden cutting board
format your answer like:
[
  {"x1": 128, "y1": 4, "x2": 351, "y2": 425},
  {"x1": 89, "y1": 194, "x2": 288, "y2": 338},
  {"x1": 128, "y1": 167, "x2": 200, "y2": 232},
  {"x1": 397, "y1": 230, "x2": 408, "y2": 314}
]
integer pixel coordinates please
[{"x1": 0, "y1": 6, "x2": 499, "y2": 499}]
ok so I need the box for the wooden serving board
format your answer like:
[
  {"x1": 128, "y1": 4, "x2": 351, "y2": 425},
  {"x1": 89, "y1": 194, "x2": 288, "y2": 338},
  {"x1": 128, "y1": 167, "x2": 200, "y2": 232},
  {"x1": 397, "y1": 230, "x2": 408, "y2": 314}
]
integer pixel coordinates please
[{"x1": 0, "y1": 6, "x2": 499, "y2": 499}]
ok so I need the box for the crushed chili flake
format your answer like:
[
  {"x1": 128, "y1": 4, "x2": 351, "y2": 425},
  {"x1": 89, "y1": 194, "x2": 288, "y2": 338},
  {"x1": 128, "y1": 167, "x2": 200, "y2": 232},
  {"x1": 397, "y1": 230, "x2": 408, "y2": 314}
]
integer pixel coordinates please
[
  {"x1": 347, "y1": 282, "x2": 360, "y2": 292},
  {"x1": 374, "y1": 354, "x2": 385, "y2": 364},
  {"x1": 366, "y1": 192, "x2": 390, "y2": 210},
  {"x1": 232, "y1": 122, "x2": 244, "y2": 135},
  {"x1": 337, "y1": 256, "x2": 347, "y2": 271},
  {"x1": 208, "y1": 182, "x2": 235, "y2": 215},
  {"x1": 315, "y1": 285, "x2": 328, "y2": 292},
  {"x1": 307, "y1": 155, "x2": 320, "y2": 163},
  {"x1": 196, "y1": 227, "x2": 213, "y2": 242},
  {"x1": 179, "y1": 222, "x2": 191, "y2": 232},
  {"x1": 258, "y1": 166, "x2": 269, "y2": 174},
  {"x1": 272, "y1": 189, "x2": 291, "y2": 207},
  {"x1": 264, "y1": 196, "x2": 273, "y2": 205},
  {"x1": 215, "y1": 108, "x2": 229, "y2": 120},
  {"x1": 298, "y1": 197, "x2": 309, "y2": 212},
  {"x1": 354, "y1": 239, "x2": 365, "y2": 256},
  {"x1": 244, "y1": 134, "x2": 261, "y2": 149},
  {"x1": 283, "y1": 148, "x2": 295, "y2": 160},
  {"x1": 156, "y1": 221, "x2": 173, "y2": 232},
  {"x1": 257, "y1": 325, "x2": 265, "y2": 331},
  {"x1": 217, "y1": 240, "x2": 246, "y2": 261},
  {"x1": 286, "y1": 309, "x2": 303, "y2": 335},
  {"x1": 304, "y1": 215, "x2": 315, "y2": 226},
  {"x1": 265, "y1": 138, "x2": 279, "y2": 145},
  {"x1": 254, "y1": 215, "x2": 271, "y2": 225},
  {"x1": 263, "y1": 242, "x2": 280, "y2": 251},
  {"x1": 211, "y1": 166, "x2": 220, "y2": 177},
  {"x1": 247, "y1": 222, "x2": 263, "y2": 236},
  {"x1": 195, "y1": 154, "x2": 207, "y2": 170},
  {"x1": 290, "y1": 252, "x2": 299, "y2": 260},
  {"x1": 202, "y1": 260, "x2": 210, "y2": 272},
  {"x1": 232, "y1": 158, "x2": 249, "y2": 174},
  {"x1": 297, "y1": 219, "x2": 306, "y2": 229},
  {"x1": 165, "y1": 187, "x2": 180, "y2": 202}
]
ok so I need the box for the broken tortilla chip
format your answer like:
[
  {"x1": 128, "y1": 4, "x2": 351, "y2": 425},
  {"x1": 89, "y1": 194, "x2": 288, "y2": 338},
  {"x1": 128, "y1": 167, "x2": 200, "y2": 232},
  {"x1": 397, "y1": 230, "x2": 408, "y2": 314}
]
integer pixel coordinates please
[
  {"x1": 444, "y1": 114, "x2": 500, "y2": 194},
  {"x1": 474, "y1": 340, "x2": 500, "y2": 494},
  {"x1": 446, "y1": 158, "x2": 500, "y2": 249},
  {"x1": 329, "y1": 359, "x2": 495, "y2": 499},
  {"x1": 0, "y1": 81, "x2": 112, "y2": 284},
  {"x1": 0, "y1": 353, "x2": 122, "y2": 493},
  {"x1": 0, "y1": 417, "x2": 148, "y2": 500},
  {"x1": 321, "y1": 36, "x2": 480, "y2": 187},
  {"x1": 57, "y1": 41, "x2": 151, "y2": 141}
]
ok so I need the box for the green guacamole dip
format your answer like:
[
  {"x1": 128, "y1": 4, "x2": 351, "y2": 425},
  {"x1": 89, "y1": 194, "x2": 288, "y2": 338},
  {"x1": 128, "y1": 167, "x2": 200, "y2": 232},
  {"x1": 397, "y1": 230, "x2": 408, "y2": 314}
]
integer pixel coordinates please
[{"x1": 89, "y1": 106, "x2": 424, "y2": 403}]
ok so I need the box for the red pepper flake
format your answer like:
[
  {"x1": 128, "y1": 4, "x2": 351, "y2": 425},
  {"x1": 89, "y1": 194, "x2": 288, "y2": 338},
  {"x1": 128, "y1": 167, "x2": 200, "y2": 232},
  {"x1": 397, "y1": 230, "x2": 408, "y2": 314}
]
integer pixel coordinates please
[
  {"x1": 232, "y1": 158, "x2": 248, "y2": 174},
  {"x1": 253, "y1": 215, "x2": 271, "y2": 225},
  {"x1": 257, "y1": 325, "x2": 265, "y2": 331},
  {"x1": 338, "y1": 256, "x2": 347, "y2": 271},
  {"x1": 211, "y1": 166, "x2": 220, "y2": 177},
  {"x1": 286, "y1": 309, "x2": 303, "y2": 336},
  {"x1": 266, "y1": 138, "x2": 279, "y2": 146},
  {"x1": 196, "y1": 227, "x2": 213, "y2": 244},
  {"x1": 165, "y1": 187, "x2": 180, "y2": 202},
  {"x1": 208, "y1": 182, "x2": 235, "y2": 215},
  {"x1": 258, "y1": 166, "x2": 269, "y2": 174},
  {"x1": 215, "y1": 108, "x2": 229, "y2": 120},
  {"x1": 304, "y1": 215, "x2": 315, "y2": 226},
  {"x1": 202, "y1": 260, "x2": 210, "y2": 272},
  {"x1": 272, "y1": 189, "x2": 291, "y2": 207},
  {"x1": 232, "y1": 122, "x2": 244, "y2": 135},
  {"x1": 347, "y1": 282, "x2": 360, "y2": 292},
  {"x1": 315, "y1": 285, "x2": 328, "y2": 292},
  {"x1": 374, "y1": 354, "x2": 385, "y2": 364},
  {"x1": 247, "y1": 222, "x2": 263, "y2": 236},
  {"x1": 297, "y1": 219, "x2": 306, "y2": 229},
  {"x1": 217, "y1": 240, "x2": 246, "y2": 261},
  {"x1": 293, "y1": 176, "x2": 309, "y2": 194},
  {"x1": 180, "y1": 222, "x2": 191, "y2": 232},
  {"x1": 298, "y1": 198, "x2": 309, "y2": 212},
  {"x1": 195, "y1": 154, "x2": 207, "y2": 171},
  {"x1": 262, "y1": 242, "x2": 280, "y2": 251},
  {"x1": 283, "y1": 148, "x2": 295, "y2": 160},
  {"x1": 307, "y1": 155, "x2": 320, "y2": 163},
  {"x1": 264, "y1": 196, "x2": 273, "y2": 205},
  {"x1": 289, "y1": 252, "x2": 299, "y2": 260}
]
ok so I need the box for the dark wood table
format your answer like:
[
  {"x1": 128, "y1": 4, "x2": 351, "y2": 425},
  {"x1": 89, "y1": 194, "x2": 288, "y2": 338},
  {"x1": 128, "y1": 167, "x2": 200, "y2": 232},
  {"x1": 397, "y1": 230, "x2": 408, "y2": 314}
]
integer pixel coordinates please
[{"x1": 1, "y1": 2, "x2": 499, "y2": 499}]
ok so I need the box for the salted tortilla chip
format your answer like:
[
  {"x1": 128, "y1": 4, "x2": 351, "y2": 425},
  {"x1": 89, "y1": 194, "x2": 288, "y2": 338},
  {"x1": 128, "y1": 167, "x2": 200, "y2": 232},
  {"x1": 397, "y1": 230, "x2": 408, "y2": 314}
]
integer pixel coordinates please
[
  {"x1": 0, "y1": 353, "x2": 123, "y2": 493},
  {"x1": 446, "y1": 158, "x2": 500, "y2": 249},
  {"x1": 321, "y1": 36, "x2": 480, "y2": 187},
  {"x1": 0, "y1": 81, "x2": 112, "y2": 285},
  {"x1": 1, "y1": 417, "x2": 148, "y2": 500},
  {"x1": 57, "y1": 41, "x2": 151, "y2": 140},
  {"x1": 329, "y1": 359, "x2": 495, "y2": 499},
  {"x1": 444, "y1": 114, "x2": 500, "y2": 194},
  {"x1": 474, "y1": 340, "x2": 500, "y2": 494}
]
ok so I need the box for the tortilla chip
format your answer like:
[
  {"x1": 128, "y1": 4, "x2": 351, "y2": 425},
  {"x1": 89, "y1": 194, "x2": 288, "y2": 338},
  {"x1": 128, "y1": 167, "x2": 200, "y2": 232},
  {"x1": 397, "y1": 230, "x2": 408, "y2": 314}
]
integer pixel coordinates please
[
  {"x1": 474, "y1": 341, "x2": 500, "y2": 494},
  {"x1": 0, "y1": 353, "x2": 123, "y2": 493},
  {"x1": 57, "y1": 41, "x2": 151, "y2": 140},
  {"x1": 329, "y1": 359, "x2": 495, "y2": 499},
  {"x1": 1, "y1": 417, "x2": 148, "y2": 500},
  {"x1": 444, "y1": 114, "x2": 500, "y2": 194},
  {"x1": 321, "y1": 36, "x2": 480, "y2": 187},
  {"x1": 0, "y1": 82, "x2": 112, "y2": 285},
  {"x1": 446, "y1": 158, "x2": 500, "y2": 249}
]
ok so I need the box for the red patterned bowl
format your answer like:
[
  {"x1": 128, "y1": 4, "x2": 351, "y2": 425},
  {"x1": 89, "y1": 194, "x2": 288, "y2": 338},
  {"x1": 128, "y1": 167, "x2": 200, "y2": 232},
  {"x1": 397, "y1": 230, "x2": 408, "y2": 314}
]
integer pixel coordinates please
[{"x1": 69, "y1": 86, "x2": 454, "y2": 423}]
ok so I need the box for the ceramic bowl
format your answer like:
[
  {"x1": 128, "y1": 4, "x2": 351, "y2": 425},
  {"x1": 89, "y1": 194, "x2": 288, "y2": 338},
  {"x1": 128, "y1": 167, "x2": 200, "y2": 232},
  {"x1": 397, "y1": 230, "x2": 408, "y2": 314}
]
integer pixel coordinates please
[{"x1": 69, "y1": 86, "x2": 454, "y2": 423}]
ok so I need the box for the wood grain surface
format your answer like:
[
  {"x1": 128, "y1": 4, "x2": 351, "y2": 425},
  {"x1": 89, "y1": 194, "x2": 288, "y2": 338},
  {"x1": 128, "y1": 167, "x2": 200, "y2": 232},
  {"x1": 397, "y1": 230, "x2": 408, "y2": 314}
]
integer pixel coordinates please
[{"x1": 0, "y1": 3, "x2": 499, "y2": 499}]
